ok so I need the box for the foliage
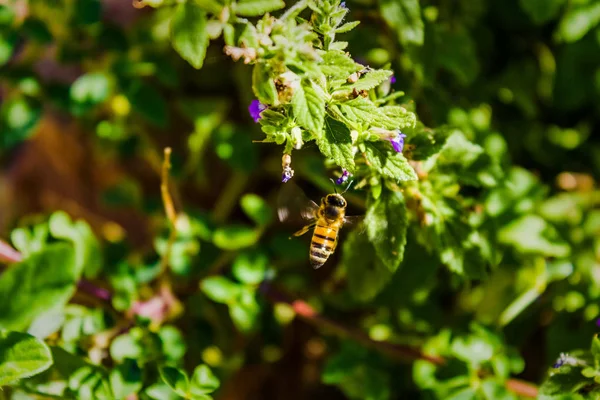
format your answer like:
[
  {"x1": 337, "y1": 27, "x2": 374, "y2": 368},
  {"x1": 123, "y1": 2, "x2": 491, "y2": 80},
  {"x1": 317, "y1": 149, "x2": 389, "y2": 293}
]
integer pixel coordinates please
[{"x1": 0, "y1": 0, "x2": 599, "y2": 398}]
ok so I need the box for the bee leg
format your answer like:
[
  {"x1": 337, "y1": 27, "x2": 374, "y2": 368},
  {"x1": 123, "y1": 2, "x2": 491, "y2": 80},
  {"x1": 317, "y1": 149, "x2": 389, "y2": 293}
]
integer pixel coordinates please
[{"x1": 291, "y1": 223, "x2": 315, "y2": 238}]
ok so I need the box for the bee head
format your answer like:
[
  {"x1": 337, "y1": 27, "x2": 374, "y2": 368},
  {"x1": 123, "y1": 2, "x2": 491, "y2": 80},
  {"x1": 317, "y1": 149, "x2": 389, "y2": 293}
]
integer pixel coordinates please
[{"x1": 325, "y1": 194, "x2": 347, "y2": 208}]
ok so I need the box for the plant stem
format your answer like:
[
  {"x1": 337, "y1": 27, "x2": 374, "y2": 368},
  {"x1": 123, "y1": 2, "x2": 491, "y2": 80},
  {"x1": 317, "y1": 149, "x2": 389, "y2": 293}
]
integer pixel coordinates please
[
  {"x1": 260, "y1": 283, "x2": 539, "y2": 398},
  {"x1": 0, "y1": 239, "x2": 22, "y2": 264}
]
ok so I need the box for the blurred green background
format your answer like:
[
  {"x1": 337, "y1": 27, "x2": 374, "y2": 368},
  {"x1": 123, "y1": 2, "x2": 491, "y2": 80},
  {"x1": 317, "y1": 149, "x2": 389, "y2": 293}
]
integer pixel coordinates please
[{"x1": 1, "y1": 0, "x2": 600, "y2": 399}]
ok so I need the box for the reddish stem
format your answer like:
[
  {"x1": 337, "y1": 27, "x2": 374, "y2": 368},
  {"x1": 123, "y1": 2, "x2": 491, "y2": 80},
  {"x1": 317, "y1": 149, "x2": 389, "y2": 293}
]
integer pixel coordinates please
[
  {"x1": 261, "y1": 283, "x2": 539, "y2": 398},
  {"x1": 0, "y1": 239, "x2": 22, "y2": 264}
]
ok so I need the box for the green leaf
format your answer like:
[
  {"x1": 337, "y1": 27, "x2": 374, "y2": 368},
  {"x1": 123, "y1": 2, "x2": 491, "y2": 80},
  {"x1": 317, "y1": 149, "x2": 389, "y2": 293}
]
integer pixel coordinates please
[
  {"x1": 212, "y1": 225, "x2": 260, "y2": 250},
  {"x1": 229, "y1": 291, "x2": 260, "y2": 332},
  {"x1": 234, "y1": 0, "x2": 285, "y2": 17},
  {"x1": 0, "y1": 244, "x2": 78, "y2": 331},
  {"x1": 292, "y1": 80, "x2": 326, "y2": 135},
  {"x1": 201, "y1": 276, "x2": 242, "y2": 304},
  {"x1": 48, "y1": 211, "x2": 102, "y2": 279},
  {"x1": 42, "y1": 346, "x2": 112, "y2": 399},
  {"x1": 70, "y1": 73, "x2": 111, "y2": 110},
  {"x1": 539, "y1": 363, "x2": 591, "y2": 397},
  {"x1": 194, "y1": 0, "x2": 223, "y2": 14},
  {"x1": 342, "y1": 231, "x2": 392, "y2": 302},
  {"x1": 252, "y1": 63, "x2": 278, "y2": 105},
  {"x1": 0, "y1": 330, "x2": 52, "y2": 386},
  {"x1": 190, "y1": 364, "x2": 220, "y2": 395},
  {"x1": 319, "y1": 50, "x2": 360, "y2": 77},
  {"x1": 451, "y1": 335, "x2": 494, "y2": 365},
  {"x1": 110, "y1": 359, "x2": 143, "y2": 399},
  {"x1": 345, "y1": 69, "x2": 393, "y2": 91},
  {"x1": 336, "y1": 21, "x2": 360, "y2": 33},
  {"x1": 240, "y1": 194, "x2": 273, "y2": 226},
  {"x1": 519, "y1": 0, "x2": 566, "y2": 24},
  {"x1": 558, "y1": 2, "x2": 600, "y2": 43},
  {"x1": 110, "y1": 332, "x2": 144, "y2": 363},
  {"x1": 405, "y1": 123, "x2": 451, "y2": 161},
  {"x1": 364, "y1": 141, "x2": 417, "y2": 181},
  {"x1": 380, "y1": 0, "x2": 424, "y2": 46},
  {"x1": 160, "y1": 366, "x2": 190, "y2": 397},
  {"x1": 316, "y1": 116, "x2": 355, "y2": 172},
  {"x1": 171, "y1": 2, "x2": 210, "y2": 69},
  {"x1": 146, "y1": 383, "x2": 183, "y2": 400},
  {"x1": 0, "y1": 97, "x2": 42, "y2": 150},
  {"x1": 591, "y1": 335, "x2": 600, "y2": 367},
  {"x1": 365, "y1": 189, "x2": 408, "y2": 272},
  {"x1": 232, "y1": 250, "x2": 268, "y2": 285},
  {"x1": 159, "y1": 325, "x2": 187, "y2": 363},
  {"x1": 498, "y1": 215, "x2": 570, "y2": 257}
]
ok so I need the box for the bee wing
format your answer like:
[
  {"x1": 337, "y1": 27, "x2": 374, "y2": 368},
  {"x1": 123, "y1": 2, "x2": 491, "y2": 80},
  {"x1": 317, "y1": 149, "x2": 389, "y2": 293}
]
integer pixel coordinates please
[
  {"x1": 343, "y1": 215, "x2": 364, "y2": 226},
  {"x1": 277, "y1": 181, "x2": 319, "y2": 223}
]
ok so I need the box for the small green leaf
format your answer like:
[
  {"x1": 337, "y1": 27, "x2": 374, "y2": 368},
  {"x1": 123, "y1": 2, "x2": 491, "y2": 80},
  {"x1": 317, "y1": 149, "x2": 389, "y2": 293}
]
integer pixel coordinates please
[
  {"x1": 252, "y1": 63, "x2": 278, "y2": 105},
  {"x1": 380, "y1": 0, "x2": 423, "y2": 46},
  {"x1": 190, "y1": 364, "x2": 220, "y2": 395},
  {"x1": 319, "y1": 50, "x2": 360, "y2": 77},
  {"x1": 0, "y1": 330, "x2": 52, "y2": 386},
  {"x1": 316, "y1": 116, "x2": 355, "y2": 172},
  {"x1": 234, "y1": 0, "x2": 285, "y2": 17},
  {"x1": 558, "y1": 2, "x2": 600, "y2": 43},
  {"x1": 229, "y1": 298, "x2": 259, "y2": 332},
  {"x1": 70, "y1": 73, "x2": 110, "y2": 110},
  {"x1": 365, "y1": 189, "x2": 408, "y2": 272},
  {"x1": 213, "y1": 225, "x2": 260, "y2": 250},
  {"x1": 110, "y1": 359, "x2": 143, "y2": 399},
  {"x1": 201, "y1": 277, "x2": 242, "y2": 304},
  {"x1": 232, "y1": 250, "x2": 268, "y2": 285},
  {"x1": 292, "y1": 80, "x2": 326, "y2": 136},
  {"x1": 498, "y1": 215, "x2": 570, "y2": 257},
  {"x1": 336, "y1": 21, "x2": 360, "y2": 33},
  {"x1": 171, "y1": 2, "x2": 210, "y2": 69},
  {"x1": 146, "y1": 383, "x2": 182, "y2": 400},
  {"x1": 342, "y1": 231, "x2": 392, "y2": 302},
  {"x1": 159, "y1": 366, "x2": 190, "y2": 397},
  {"x1": 240, "y1": 194, "x2": 273, "y2": 226},
  {"x1": 194, "y1": 0, "x2": 223, "y2": 14},
  {"x1": 364, "y1": 141, "x2": 417, "y2": 181},
  {"x1": 48, "y1": 346, "x2": 112, "y2": 399},
  {"x1": 49, "y1": 211, "x2": 102, "y2": 278},
  {"x1": 592, "y1": 335, "x2": 600, "y2": 367},
  {"x1": 159, "y1": 325, "x2": 187, "y2": 363},
  {"x1": 0, "y1": 244, "x2": 78, "y2": 331},
  {"x1": 345, "y1": 69, "x2": 393, "y2": 91}
]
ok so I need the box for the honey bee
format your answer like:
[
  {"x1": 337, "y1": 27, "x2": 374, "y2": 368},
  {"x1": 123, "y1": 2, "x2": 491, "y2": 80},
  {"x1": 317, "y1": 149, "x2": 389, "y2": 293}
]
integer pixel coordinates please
[{"x1": 278, "y1": 182, "x2": 362, "y2": 268}]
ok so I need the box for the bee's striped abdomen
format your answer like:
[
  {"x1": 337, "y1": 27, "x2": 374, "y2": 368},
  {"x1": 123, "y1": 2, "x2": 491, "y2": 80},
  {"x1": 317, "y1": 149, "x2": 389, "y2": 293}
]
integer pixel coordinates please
[{"x1": 309, "y1": 223, "x2": 338, "y2": 268}]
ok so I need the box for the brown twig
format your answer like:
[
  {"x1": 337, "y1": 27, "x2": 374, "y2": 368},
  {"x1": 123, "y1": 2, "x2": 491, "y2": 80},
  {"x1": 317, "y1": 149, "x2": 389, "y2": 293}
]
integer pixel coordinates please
[
  {"x1": 260, "y1": 284, "x2": 539, "y2": 398},
  {"x1": 159, "y1": 147, "x2": 178, "y2": 273}
]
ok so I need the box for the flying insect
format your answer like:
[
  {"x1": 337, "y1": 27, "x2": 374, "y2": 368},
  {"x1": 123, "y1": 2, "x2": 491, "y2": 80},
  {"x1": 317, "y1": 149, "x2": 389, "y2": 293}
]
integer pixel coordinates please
[{"x1": 278, "y1": 182, "x2": 361, "y2": 268}]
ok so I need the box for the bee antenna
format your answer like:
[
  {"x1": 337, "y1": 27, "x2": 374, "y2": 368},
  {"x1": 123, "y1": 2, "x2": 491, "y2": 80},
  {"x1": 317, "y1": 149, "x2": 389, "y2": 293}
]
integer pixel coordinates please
[
  {"x1": 342, "y1": 180, "x2": 354, "y2": 194},
  {"x1": 329, "y1": 178, "x2": 338, "y2": 194}
]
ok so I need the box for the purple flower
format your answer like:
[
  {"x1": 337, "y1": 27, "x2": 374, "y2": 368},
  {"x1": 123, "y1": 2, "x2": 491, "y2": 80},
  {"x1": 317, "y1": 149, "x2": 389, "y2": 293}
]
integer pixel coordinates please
[
  {"x1": 335, "y1": 169, "x2": 351, "y2": 185},
  {"x1": 390, "y1": 75, "x2": 396, "y2": 84},
  {"x1": 389, "y1": 131, "x2": 407, "y2": 153},
  {"x1": 340, "y1": 1, "x2": 347, "y2": 8},
  {"x1": 282, "y1": 169, "x2": 294, "y2": 183},
  {"x1": 248, "y1": 100, "x2": 267, "y2": 123}
]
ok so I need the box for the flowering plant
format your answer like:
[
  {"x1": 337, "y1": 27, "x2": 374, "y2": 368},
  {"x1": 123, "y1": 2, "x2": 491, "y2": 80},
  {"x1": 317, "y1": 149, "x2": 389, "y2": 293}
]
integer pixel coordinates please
[{"x1": 1, "y1": 0, "x2": 599, "y2": 399}]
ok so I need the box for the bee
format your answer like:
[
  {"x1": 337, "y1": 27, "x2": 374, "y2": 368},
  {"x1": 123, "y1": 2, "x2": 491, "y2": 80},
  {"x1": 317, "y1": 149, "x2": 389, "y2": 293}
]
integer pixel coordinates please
[{"x1": 278, "y1": 182, "x2": 362, "y2": 268}]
